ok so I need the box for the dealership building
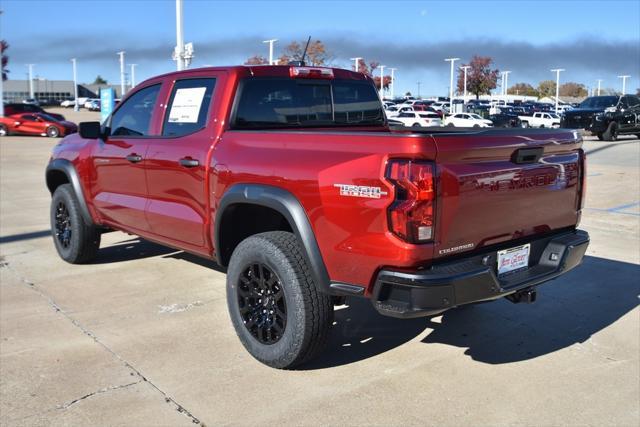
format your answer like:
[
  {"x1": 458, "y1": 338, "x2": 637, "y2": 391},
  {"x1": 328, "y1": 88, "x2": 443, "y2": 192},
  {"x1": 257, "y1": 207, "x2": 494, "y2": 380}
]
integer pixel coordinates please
[{"x1": 2, "y1": 79, "x2": 126, "y2": 104}]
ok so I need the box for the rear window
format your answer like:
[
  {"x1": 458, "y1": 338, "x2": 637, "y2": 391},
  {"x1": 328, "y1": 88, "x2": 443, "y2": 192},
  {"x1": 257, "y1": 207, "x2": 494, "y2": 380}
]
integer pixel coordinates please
[{"x1": 233, "y1": 78, "x2": 384, "y2": 129}]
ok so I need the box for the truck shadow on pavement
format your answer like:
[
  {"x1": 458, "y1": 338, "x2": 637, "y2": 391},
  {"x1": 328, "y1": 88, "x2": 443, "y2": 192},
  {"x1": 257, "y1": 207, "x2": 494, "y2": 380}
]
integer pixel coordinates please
[
  {"x1": 92, "y1": 237, "x2": 178, "y2": 264},
  {"x1": 304, "y1": 255, "x2": 639, "y2": 369}
]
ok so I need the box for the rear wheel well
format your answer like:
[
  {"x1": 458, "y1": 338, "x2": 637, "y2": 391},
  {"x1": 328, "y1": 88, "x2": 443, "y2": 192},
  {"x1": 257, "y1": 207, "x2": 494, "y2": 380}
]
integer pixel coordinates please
[
  {"x1": 46, "y1": 170, "x2": 70, "y2": 194},
  {"x1": 217, "y1": 203, "x2": 293, "y2": 266}
]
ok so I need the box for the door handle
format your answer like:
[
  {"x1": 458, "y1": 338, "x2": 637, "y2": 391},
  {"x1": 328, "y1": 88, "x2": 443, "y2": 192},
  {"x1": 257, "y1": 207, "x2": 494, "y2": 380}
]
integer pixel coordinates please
[
  {"x1": 179, "y1": 158, "x2": 199, "y2": 168},
  {"x1": 126, "y1": 154, "x2": 143, "y2": 163}
]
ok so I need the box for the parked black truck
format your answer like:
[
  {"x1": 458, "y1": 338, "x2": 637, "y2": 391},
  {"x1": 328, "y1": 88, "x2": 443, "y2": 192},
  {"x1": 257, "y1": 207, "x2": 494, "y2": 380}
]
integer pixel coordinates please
[{"x1": 561, "y1": 95, "x2": 640, "y2": 140}]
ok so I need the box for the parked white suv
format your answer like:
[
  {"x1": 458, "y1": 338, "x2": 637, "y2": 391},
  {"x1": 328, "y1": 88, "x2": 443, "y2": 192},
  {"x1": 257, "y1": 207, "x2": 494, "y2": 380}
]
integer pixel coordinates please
[
  {"x1": 444, "y1": 113, "x2": 493, "y2": 127},
  {"x1": 394, "y1": 112, "x2": 442, "y2": 127}
]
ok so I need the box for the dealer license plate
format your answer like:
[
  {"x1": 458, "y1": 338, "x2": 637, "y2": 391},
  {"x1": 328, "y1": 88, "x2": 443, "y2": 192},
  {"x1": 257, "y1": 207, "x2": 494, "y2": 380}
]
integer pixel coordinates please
[{"x1": 497, "y1": 243, "x2": 530, "y2": 276}]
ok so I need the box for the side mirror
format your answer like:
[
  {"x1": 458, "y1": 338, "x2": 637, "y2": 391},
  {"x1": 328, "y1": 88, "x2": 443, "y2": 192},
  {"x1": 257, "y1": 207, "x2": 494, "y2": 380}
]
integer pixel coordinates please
[{"x1": 79, "y1": 121, "x2": 102, "y2": 139}]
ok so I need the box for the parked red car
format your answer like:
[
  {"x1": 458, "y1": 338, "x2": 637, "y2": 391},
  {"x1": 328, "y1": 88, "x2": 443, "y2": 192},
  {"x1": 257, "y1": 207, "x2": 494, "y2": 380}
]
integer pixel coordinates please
[{"x1": 0, "y1": 113, "x2": 77, "y2": 137}]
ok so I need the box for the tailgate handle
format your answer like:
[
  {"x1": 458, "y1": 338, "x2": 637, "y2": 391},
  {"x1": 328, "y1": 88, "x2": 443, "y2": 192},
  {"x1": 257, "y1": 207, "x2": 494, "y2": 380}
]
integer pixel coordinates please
[{"x1": 512, "y1": 147, "x2": 543, "y2": 164}]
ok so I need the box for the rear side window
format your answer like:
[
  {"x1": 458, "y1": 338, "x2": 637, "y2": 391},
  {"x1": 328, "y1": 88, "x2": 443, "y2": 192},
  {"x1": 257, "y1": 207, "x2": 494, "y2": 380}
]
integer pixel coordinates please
[
  {"x1": 110, "y1": 84, "x2": 161, "y2": 136},
  {"x1": 163, "y1": 78, "x2": 216, "y2": 137},
  {"x1": 233, "y1": 78, "x2": 384, "y2": 129}
]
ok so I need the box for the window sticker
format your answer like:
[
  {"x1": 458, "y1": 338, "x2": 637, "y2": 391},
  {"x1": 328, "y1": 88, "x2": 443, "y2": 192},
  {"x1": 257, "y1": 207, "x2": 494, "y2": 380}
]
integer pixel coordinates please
[{"x1": 168, "y1": 87, "x2": 207, "y2": 123}]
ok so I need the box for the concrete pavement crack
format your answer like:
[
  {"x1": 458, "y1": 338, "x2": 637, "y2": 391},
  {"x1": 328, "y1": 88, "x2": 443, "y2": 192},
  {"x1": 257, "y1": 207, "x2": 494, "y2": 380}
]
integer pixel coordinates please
[
  {"x1": 5, "y1": 264, "x2": 203, "y2": 425},
  {"x1": 56, "y1": 381, "x2": 142, "y2": 410}
]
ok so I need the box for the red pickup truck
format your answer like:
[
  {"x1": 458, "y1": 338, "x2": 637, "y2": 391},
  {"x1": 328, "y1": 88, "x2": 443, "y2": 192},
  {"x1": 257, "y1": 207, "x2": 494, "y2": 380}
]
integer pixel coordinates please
[{"x1": 46, "y1": 65, "x2": 589, "y2": 369}]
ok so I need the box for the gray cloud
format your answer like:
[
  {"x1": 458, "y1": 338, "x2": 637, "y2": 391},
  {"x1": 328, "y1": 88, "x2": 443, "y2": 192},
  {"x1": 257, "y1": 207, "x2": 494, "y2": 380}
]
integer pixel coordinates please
[{"x1": 11, "y1": 34, "x2": 640, "y2": 83}]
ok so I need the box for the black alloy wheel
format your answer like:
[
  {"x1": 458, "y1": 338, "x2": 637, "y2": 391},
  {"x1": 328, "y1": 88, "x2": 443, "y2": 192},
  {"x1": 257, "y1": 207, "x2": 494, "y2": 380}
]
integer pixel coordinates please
[
  {"x1": 237, "y1": 263, "x2": 287, "y2": 345},
  {"x1": 55, "y1": 201, "x2": 72, "y2": 249}
]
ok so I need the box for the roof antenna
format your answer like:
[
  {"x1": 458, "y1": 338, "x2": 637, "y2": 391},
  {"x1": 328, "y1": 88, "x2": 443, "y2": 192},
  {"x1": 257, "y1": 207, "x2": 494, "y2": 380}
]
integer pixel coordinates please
[{"x1": 289, "y1": 36, "x2": 311, "y2": 67}]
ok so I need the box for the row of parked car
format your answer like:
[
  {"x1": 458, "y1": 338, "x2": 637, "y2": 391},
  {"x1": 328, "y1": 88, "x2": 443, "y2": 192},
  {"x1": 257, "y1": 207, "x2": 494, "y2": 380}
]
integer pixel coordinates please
[
  {"x1": 0, "y1": 103, "x2": 77, "y2": 137},
  {"x1": 383, "y1": 94, "x2": 640, "y2": 140}
]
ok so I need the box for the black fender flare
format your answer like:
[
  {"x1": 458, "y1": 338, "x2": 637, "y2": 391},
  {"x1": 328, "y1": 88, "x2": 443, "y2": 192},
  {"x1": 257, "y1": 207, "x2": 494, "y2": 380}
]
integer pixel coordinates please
[
  {"x1": 215, "y1": 184, "x2": 332, "y2": 294},
  {"x1": 45, "y1": 159, "x2": 93, "y2": 225}
]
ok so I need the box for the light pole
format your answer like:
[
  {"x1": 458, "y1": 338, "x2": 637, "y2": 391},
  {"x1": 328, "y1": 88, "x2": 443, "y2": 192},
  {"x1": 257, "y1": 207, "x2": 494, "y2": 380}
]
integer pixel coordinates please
[
  {"x1": 130, "y1": 64, "x2": 137, "y2": 88},
  {"x1": 389, "y1": 68, "x2": 397, "y2": 99},
  {"x1": 71, "y1": 58, "x2": 79, "y2": 111},
  {"x1": 596, "y1": 79, "x2": 602, "y2": 96},
  {"x1": 417, "y1": 81, "x2": 421, "y2": 98},
  {"x1": 263, "y1": 39, "x2": 278, "y2": 65},
  {"x1": 174, "y1": 0, "x2": 184, "y2": 70},
  {"x1": 350, "y1": 57, "x2": 362, "y2": 72},
  {"x1": 379, "y1": 65, "x2": 385, "y2": 98},
  {"x1": 26, "y1": 64, "x2": 35, "y2": 99},
  {"x1": 117, "y1": 51, "x2": 126, "y2": 97},
  {"x1": 460, "y1": 65, "x2": 470, "y2": 104},
  {"x1": 550, "y1": 68, "x2": 565, "y2": 114},
  {"x1": 502, "y1": 70, "x2": 511, "y2": 98},
  {"x1": 445, "y1": 57, "x2": 460, "y2": 112},
  {"x1": 617, "y1": 75, "x2": 630, "y2": 94}
]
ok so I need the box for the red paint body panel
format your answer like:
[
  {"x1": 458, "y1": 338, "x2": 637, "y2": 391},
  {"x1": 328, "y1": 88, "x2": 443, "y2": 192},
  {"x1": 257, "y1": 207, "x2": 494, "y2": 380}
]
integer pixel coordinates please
[
  {"x1": 48, "y1": 65, "x2": 584, "y2": 295},
  {"x1": 431, "y1": 131, "x2": 582, "y2": 259}
]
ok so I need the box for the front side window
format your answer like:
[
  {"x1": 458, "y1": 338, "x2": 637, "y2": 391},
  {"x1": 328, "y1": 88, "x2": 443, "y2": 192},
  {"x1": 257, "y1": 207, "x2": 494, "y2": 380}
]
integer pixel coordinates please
[
  {"x1": 109, "y1": 84, "x2": 161, "y2": 137},
  {"x1": 163, "y1": 78, "x2": 216, "y2": 137},
  {"x1": 234, "y1": 78, "x2": 384, "y2": 129}
]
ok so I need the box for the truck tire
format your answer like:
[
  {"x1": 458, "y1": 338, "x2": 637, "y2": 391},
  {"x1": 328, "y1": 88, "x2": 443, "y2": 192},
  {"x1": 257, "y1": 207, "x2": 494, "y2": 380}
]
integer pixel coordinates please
[
  {"x1": 0, "y1": 124, "x2": 8, "y2": 136},
  {"x1": 226, "y1": 231, "x2": 332, "y2": 369},
  {"x1": 521, "y1": 121, "x2": 529, "y2": 128},
  {"x1": 602, "y1": 122, "x2": 618, "y2": 141},
  {"x1": 50, "y1": 184, "x2": 101, "y2": 263},
  {"x1": 412, "y1": 123, "x2": 420, "y2": 128}
]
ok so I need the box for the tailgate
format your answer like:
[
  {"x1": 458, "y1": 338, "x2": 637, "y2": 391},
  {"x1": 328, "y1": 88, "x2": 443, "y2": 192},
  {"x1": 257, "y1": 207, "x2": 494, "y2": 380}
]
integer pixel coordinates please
[{"x1": 432, "y1": 129, "x2": 583, "y2": 259}]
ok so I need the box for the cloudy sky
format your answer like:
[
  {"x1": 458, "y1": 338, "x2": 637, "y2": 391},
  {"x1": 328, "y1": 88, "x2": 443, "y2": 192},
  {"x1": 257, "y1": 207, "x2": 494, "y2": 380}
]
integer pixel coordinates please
[{"x1": 2, "y1": 0, "x2": 639, "y2": 96}]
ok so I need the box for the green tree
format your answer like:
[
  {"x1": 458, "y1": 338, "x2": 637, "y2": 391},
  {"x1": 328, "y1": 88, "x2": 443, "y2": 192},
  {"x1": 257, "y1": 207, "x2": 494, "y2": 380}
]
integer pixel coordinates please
[
  {"x1": 508, "y1": 82, "x2": 538, "y2": 96},
  {"x1": 1, "y1": 40, "x2": 9, "y2": 81},
  {"x1": 93, "y1": 75, "x2": 108, "y2": 84},
  {"x1": 537, "y1": 80, "x2": 557, "y2": 98},
  {"x1": 456, "y1": 56, "x2": 499, "y2": 99}
]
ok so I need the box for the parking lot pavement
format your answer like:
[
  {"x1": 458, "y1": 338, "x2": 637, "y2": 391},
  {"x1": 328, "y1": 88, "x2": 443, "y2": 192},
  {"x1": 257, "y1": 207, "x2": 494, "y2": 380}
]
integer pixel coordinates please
[{"x1": 0, "y1": 130, "x2": 638, "y2": 426}]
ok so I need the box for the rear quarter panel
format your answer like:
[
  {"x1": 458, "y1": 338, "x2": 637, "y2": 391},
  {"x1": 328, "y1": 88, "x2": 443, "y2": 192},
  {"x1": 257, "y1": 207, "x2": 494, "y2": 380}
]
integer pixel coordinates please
[{"x1": 212, "y1": 130, "x2": 437, "y2": 289}]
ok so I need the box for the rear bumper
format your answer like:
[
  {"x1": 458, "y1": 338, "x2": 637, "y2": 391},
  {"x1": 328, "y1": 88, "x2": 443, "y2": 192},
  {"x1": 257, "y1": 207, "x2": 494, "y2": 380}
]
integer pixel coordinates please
[{"x1": 372, "y1": 229, "x2": 589, "y2": 318}]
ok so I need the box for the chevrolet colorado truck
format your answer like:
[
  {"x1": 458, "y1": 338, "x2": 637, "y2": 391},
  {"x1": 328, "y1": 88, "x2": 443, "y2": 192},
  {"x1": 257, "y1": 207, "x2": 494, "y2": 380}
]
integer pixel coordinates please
[{"x1": 46, "y1": 65, "x2": 589, "y2": 369}]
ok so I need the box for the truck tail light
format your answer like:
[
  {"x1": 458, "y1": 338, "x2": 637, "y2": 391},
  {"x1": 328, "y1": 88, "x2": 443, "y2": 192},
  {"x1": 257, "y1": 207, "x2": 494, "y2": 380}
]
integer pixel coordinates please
[
  {"x1": 289, "y1": 67, "x2": 334, "y2": 79},
  {"x1": 385, "y1": 160, "x2": 435, "y2": 243}
]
